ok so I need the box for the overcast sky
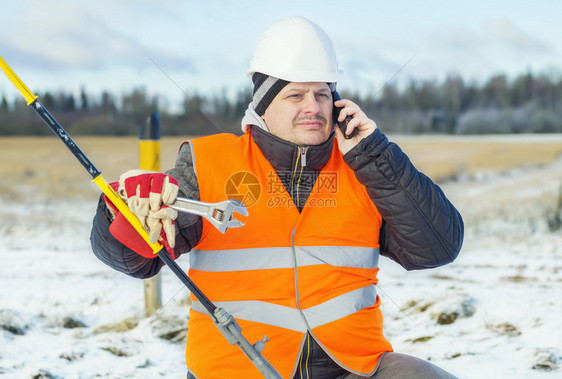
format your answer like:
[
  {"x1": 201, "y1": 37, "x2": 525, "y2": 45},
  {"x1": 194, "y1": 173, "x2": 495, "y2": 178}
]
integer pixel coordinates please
[{"x1": 1, "y1": 0, "x2": 561, "y2": 109}]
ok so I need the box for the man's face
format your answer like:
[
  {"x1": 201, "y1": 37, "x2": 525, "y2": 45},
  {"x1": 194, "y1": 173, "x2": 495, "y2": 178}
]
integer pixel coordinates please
[{"x1": 262, "y1": 82, "x2": 333, "y2": 146}]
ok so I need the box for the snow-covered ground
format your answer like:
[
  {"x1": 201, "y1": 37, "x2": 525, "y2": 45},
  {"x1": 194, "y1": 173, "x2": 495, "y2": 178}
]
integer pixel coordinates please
[
  {"x1": 1, "y1": 148, "x2": 561, "y2": 378},
  {"x1": 378, "y1": 154, "x2": 562, "y2": 378}
]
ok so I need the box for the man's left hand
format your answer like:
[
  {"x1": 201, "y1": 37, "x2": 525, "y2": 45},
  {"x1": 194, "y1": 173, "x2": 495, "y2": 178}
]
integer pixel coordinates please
[{"x1": 334, "y1": 99, "x2": 377, "y2": 155}]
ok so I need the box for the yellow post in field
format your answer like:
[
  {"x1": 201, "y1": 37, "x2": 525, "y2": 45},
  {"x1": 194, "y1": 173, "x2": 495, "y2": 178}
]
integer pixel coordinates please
[{"x1": 141, "y1": 113, "x2": 163, "y2": 316}]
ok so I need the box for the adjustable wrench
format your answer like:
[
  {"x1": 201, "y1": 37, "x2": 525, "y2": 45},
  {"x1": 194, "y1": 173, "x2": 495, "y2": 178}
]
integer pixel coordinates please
[
  {"x1": 170, "y1": 197, "x2": 248, "y2": 234},
  {"x1": 118, "y1": 185, "x2": 248, "y2": 234}
]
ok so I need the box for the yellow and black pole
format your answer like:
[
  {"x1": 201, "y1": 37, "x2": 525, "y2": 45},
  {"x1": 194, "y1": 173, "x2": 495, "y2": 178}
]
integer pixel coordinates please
[
  {"x1": 139, "y1": 113, "x2": 161, "y2": 172},
  {"x1": 0, "y1": 56, "x2": 157, "y2": 252},
  {"x1": 0, "y1": 57, "x2": 282, "y2": 379},
  {"x1": 140, "y1": 113, "x2": 163, "y2": 316}
]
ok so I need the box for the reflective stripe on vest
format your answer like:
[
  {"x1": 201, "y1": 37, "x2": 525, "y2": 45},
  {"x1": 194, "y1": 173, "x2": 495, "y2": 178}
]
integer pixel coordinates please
[
  {"x1": 189, "y1": 246, "x2": 380, "y2": 271},
  {"x1": 191, "y1": 284, "x2": 377, "y2": 332}
]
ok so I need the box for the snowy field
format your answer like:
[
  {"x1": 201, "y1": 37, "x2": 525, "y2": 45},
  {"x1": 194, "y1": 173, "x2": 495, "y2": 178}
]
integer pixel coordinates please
[{"x1": 1, "y1": 135, "x2": 561, "y2": 378}]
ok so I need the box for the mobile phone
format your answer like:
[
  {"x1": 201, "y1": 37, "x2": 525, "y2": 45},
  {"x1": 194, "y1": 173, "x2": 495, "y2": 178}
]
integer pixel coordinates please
[{"x1": 332, "y1": 91, "x2": 356, "y2": 139}]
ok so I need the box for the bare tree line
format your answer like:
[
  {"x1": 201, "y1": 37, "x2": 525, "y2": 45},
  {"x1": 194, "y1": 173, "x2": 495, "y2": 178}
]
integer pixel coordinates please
[{"x1": 1, "y1": 70, "x2": 561, "y2": 136}]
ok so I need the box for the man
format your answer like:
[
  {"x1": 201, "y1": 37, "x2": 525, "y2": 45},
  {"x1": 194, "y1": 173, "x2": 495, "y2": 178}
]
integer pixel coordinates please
[{"x1": 91, "y1": 16, "x2": 463, "y2": 379}]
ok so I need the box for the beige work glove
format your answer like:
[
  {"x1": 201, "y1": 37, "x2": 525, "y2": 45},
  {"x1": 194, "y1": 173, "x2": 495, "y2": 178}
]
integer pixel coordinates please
[{"x1": 118, "y1": 169, "x2": 179, "y2": 247}]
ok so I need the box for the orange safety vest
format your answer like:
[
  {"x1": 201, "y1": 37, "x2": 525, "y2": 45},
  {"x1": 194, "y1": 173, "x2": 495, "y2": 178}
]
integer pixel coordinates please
[{"x1": 186, "y1": 132, "x2": 392, "y2": 378}]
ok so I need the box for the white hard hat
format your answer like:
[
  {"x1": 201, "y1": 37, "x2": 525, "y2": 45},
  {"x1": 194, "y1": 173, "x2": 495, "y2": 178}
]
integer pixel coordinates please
[{"x1": 247, "y1": 16, "x2": 344, "y2": 83}]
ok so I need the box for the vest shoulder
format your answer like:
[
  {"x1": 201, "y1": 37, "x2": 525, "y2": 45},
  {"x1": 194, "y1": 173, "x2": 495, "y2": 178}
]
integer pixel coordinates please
[
  {"x1": 191, "y1": 133, "x2": 246, "y2": 146},
  {"x1": 190, "y1": 133, "x2": 251, "y2": 162}
]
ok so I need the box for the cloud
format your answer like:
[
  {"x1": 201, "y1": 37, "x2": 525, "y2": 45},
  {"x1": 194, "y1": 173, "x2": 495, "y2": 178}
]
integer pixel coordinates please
[
  {"x1": 428, "y1": 27, "x2": 486, "y2": 52},
  {"x1": 2, "y1": 3, "x2": 102, "y2": 69},
  {"x1": 414, "y1": 19, "x2": 557, "y2": 82},
  {"x1": 141, "y1": 49, "x2": 198, "y2": 76},
  {"x1": 1, "y1": 2, "x2": 196, "y2": 73},
  {"x1": 484, "y1": 20, "x2": 551, "y2": 53},
  {"x1": 0, "y1": 42, "x2": 64, "y2": 70}
]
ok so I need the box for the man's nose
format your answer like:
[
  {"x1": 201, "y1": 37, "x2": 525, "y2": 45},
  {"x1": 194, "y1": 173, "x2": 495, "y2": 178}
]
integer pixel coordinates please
[{"x1": 302, "y1": 95, "x2": 321, "y2": 114}]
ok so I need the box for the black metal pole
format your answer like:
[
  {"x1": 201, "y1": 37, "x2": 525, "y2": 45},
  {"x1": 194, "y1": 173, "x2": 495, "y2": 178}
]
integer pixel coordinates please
[
  {"x1": 29, "y1": 99, "x2": 101, "y2": 179},
  {"x1": 156, "y1": 251, "x2": 217, "y2": 314}
]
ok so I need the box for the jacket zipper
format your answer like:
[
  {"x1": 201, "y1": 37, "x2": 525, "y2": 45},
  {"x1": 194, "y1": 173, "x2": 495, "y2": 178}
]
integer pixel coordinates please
[
  {"x1": 300, "y1": 146, "x2": 308, "y2": 168},
  {"x1": 298, "y1": 333, "x2": 311, "y2": 378},
  {"x1": 291, "y1": 146, "x2": 309, "y2": 210}
]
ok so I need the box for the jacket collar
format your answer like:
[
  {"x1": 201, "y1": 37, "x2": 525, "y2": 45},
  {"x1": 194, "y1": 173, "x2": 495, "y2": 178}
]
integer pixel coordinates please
[{"x1": 250, "y1": 125, "x2": 335, "y2": 172}]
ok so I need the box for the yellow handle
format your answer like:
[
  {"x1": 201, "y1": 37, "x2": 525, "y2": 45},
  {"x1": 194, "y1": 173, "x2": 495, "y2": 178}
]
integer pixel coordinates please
[
  {"x1": 92, "y1": 174, "x2": 163, "y2": 254},
  {"x1": 0, "y1": 56, "x2": 39, "y2": 105}
]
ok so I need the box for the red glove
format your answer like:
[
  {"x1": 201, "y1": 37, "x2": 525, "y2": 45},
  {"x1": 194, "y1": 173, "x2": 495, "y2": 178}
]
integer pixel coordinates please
[
  {"x1": 104, "y1": 180, "x2": 176, "y2": 259},
  {"x1": 109, "y1": 209, "x2": 176, "y2": 259},
  {"x1": 118, "y1": 169, "x2": 179, "y2": 247}
]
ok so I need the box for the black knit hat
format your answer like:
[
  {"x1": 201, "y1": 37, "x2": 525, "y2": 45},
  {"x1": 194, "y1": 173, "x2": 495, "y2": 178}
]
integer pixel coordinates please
[{"x1": 252, "y1": 72, "x2": 290, "y2": 116}]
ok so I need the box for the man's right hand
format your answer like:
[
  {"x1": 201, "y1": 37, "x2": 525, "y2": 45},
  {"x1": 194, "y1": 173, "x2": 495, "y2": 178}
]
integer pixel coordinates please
[{"x1": 333, "y1": 98, "x2": 377, "y2": 156}]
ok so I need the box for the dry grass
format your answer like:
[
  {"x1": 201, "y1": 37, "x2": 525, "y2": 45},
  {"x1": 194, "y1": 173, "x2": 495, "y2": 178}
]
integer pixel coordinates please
[
  {"x1": 0, "y1": 136, "x2": 187, "y2": 199},
  {"x1": 392, "y1": 134, "x2": 562, "y2": 182},
  {"x1": 1, "y1": 134, "x2": 561, "y2": 199}
]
